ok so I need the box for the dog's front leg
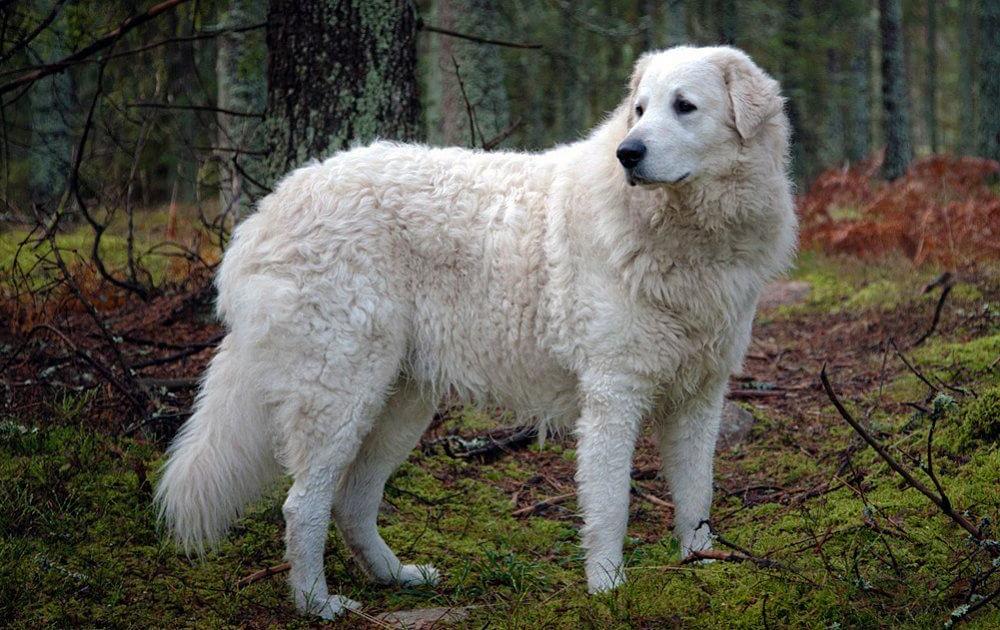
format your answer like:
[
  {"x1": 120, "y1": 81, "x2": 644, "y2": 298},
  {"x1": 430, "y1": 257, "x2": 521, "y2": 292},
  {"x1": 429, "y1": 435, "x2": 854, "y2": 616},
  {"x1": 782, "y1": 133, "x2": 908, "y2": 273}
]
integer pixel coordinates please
[{"x1": 575, "y1": 373, "x2": 649, "y2": 593}]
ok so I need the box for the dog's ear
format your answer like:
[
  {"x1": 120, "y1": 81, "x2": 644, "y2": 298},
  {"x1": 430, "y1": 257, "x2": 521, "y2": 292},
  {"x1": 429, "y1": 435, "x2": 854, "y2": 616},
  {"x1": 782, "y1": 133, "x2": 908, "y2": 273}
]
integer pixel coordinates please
[
  {"x1": 714, "y1": 49, "x2": 783, "y2": 141},
  {"x1": 629, "y1": 53, "x2": 654, "y2": 97}
]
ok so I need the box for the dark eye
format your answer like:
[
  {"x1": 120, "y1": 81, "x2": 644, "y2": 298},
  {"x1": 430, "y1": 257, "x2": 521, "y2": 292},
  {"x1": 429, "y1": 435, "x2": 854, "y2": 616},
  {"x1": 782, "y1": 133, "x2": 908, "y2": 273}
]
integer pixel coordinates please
[
  {"x1": 674, "y1": 98, "x2": 697, "y2": 114},
  {"x1": 635, "y1": 104, "x2": 644, "y2": 117}
]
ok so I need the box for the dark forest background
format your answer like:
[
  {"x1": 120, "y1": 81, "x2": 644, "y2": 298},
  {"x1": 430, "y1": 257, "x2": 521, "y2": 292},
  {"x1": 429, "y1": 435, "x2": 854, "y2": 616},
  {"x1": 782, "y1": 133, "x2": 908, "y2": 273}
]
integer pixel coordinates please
[
  {"x1": 2, "y1": 3, "x2": 1000, "y2": 628},
  {"x1": 2, "y1": 0, "x2": 999, "y2": 224}
]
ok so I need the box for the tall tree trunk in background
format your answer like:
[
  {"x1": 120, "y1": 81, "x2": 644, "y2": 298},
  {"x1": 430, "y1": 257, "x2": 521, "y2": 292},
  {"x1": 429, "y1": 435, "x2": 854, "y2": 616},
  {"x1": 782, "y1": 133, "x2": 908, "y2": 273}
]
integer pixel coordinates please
[
  {"x1": 846, "y1": 10, "x2": 873, "y2": 163},
  {"x1": 263, "y1": 0, "x2": 420, "y2": 185},
  {"x1": 979, "y1": 0, "x2": 1000, "y2": 161},
  {"x1": 717, "y1": 0, "x2": 737, "y2": 45},
  {"x1": 924, "y1": 0, "x2": 938, "y2": 154},
  {"x1": 425, "y1": 0, "x2": 510, "y2": 148},
  {"x1": 665, "y1": 0, "x2": 687, "y2": 47},
  {"x1": 216, "y1": 0, "x2": 266, "y2": 219},
  {"x1": 878, "y1": 0, "x2": 913, "y2": 180},
  {"x1": 782, "y1": 0, "x2": 807, "y2": 183},
  {"x1": 28, "y1": 0, "x2": 72, "y2": 210},
  {"x1": 958, "y1": 0, "x2": 977, "y2": 154},
  {"x1": 821, "y1": 49, "x2": 846, "y2": 167},
  {"x1": 555, "y1": 6, "x2": 588, "y2": 143}
]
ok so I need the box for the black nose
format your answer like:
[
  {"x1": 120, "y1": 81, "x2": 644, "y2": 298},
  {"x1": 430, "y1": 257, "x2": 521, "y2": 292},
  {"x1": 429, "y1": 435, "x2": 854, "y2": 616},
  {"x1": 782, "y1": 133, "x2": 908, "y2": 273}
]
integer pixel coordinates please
[{"x1": 616, "y1": 139, "x2": 646, "y2": 169}]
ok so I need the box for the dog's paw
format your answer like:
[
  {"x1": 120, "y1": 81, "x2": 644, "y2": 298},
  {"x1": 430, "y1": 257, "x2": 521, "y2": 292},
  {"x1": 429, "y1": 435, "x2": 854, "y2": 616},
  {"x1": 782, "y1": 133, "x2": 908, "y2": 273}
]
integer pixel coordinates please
[
  {"x1": 586, "y1": 567, "x2": 626, "y2": 594},
  {"x1": 396, "y1": 563, "x2": 440, "y2": 587},
  {"x1": 301, "y1": 594, "x2": 362, "y2": 620}
]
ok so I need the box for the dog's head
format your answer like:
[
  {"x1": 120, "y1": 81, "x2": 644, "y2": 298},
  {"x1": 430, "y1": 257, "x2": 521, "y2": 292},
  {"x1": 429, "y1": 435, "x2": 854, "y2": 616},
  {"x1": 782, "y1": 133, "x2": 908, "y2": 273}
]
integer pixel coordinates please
[{"x1": 617, "y1": 46, "x2": 785, "y2": 186}]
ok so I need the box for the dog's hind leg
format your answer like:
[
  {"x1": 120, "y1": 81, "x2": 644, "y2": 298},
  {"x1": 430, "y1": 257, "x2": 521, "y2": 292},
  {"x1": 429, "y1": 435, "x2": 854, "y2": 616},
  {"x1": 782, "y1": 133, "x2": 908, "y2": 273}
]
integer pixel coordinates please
[
  {"x1": 333, "y1": 376, "x2": 439, "y2": 586},
  {"x1": 280, "y1": 354, "x2": 404, "y2": 619}
]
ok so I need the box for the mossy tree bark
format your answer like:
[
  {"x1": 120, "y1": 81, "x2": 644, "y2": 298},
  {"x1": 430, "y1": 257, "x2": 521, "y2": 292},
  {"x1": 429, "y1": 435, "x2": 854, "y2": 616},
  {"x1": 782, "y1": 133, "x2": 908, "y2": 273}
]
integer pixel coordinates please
[
  {"x1": 263, "y1": 0, "x2": 420, "y2": 187},
  {"x1": 878, "y1": 0, "x2": 913, "y2": 180},
  {"x1": 978, "y1": 0, "x2": 1000, "y2": 161}
]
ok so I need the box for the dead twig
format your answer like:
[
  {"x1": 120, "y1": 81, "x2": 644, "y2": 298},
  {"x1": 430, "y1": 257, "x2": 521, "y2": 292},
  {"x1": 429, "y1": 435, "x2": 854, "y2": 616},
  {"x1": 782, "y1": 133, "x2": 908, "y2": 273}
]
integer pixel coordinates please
[
  {"x1": 912, "y1": 273, "x2": 954, "y2": 347},
  {"x1": 235, "y1": 561, "x2": 290, "y2": 589},
  {"x1": 512, "y1": 492, "x2": 575, "y2": 517}
]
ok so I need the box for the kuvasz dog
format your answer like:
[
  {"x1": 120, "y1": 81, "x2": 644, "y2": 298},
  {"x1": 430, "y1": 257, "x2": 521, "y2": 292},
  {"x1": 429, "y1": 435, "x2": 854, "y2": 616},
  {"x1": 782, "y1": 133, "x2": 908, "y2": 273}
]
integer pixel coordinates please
[{"x1": 156, "y1": 45, "x2": 796, "y2": 618}]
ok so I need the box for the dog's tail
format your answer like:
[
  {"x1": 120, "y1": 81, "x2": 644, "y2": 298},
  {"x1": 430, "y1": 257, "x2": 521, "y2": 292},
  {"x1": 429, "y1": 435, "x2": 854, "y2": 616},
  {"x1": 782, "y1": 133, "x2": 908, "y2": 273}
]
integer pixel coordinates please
[{"x1": 154, "y1": 341, "x2": 280, "y2": 555}]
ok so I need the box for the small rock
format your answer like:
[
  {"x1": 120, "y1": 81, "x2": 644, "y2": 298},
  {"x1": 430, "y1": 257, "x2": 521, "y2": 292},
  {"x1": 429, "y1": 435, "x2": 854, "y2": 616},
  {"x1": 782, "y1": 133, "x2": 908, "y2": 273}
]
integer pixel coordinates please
[
  {"x1": 375, "y1": 606, "x2": 471, "y2": 629},
  {"x1": 717, "y1": 401, "x2": 755, "y2": 450},
  {"x1": 758, "y1": 280, "x2": 811, "y2": 310}
]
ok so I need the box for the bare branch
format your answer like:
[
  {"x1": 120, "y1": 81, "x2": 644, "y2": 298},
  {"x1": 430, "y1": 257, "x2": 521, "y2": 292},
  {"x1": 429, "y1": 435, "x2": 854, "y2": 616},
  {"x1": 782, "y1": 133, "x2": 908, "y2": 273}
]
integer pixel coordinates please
[
  {"x1": 0, "y1": 0, "x2": 190, "y2": 96},
  {"x1": 820, "y1": 365, "x2": 985, "y2": 543},
  {"x1": 421, "y1": 23, "x2": 541, "y2": 50}
]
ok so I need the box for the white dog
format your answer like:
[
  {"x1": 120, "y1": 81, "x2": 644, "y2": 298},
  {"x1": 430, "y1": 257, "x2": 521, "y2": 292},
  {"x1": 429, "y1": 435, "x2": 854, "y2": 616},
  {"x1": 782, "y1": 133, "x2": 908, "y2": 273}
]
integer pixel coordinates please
[{"x1": 155, "y1": 46, "x2": 796, "y2": 619}]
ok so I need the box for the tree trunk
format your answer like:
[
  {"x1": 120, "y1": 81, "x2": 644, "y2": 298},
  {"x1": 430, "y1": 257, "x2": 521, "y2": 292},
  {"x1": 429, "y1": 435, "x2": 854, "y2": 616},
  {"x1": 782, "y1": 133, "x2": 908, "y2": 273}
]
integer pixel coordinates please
[
  {"x1": 665, "y1": 0, "x2": 687, "y2": 47},
  {"x1": 846, "y1": 11, "x2": 873, "y2": 163},
  {"x1": 216, "y1": 0, "x2": 266, "y2": 219},
  {"x1": 979, "y1": 0, "x2": 1000, "y2": 161},
  {"x1": 924, "y1": 0, "x2": 938, "y2": 154},
  {"x1": 958, "y1": 0, "x2": 977, "y2": 154},
  {"x1": 717, "y1": 0, "x2": 737, "y2": 45},
  {"x1": 425, "y1": 0, "x2": 511, "y2": 148},
  {"x1": 878, "y1": 0, "x2": 913, "y2": 180},
  {"x1": 263, "y1": 0, "x2": 420, "y2": 186},
  {"x1": 821, "y1": 49, "x2": 846, "y2": 168},
  {"x1": 28, "y1": 0, "x2": 73, "y2": 210},
  {"x1": 782, "y1": 0, "x2": 807, "y2": 183}
]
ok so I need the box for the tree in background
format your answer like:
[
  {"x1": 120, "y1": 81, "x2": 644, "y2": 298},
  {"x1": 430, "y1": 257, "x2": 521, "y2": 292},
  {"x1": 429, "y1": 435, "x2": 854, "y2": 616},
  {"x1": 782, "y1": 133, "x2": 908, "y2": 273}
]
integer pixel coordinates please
[
  {"x1": 262, "y1": 0, "x2": 420, "y2": 186},
  {"x1": 979, "y1": 0, "x2": 1000, "y2": 161},
  {"x1": 424, "y1": 0, "x2": 511, "y2": 148},
  {"x1": 924, "y1": 0, "x2": 938, "y2": 154},
  {"x1": 846, "y1": 7, "x2": 873, "y2": 163},
  {"x1": 958, "y1": 0, "x2": 977, "y2": 154},
  {"x1": 878, "y1": 0, "x2": 913, "y2": 180},
  {"x1": 781, "y1": 0, "x2": 807, "y2": 182},
  {"x1": 216, "y1": 0, "x2": 266, "y2": 218},
  {"x1": 665, "y1": 0, "x2": 688, "y2": 47},
  {"x1": 27, "y1": 0, "x2": 73, "y2": 210},
  {"x1": 717, "y1": 0, "x2": 738, "y2": 45}
]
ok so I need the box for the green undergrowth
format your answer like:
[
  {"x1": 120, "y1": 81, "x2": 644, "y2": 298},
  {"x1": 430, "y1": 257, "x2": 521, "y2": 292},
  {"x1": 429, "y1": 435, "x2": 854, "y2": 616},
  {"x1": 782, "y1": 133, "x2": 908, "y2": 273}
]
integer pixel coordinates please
[
  {"x1": 1, "y1": 206, "x2": 221, "y2": 290},
  {"x1": 773, "y1": 251, "x2": 986, "y2": 318},
  {"x1": 3, "y1": 256, "x2": 999, "y2": 628}
]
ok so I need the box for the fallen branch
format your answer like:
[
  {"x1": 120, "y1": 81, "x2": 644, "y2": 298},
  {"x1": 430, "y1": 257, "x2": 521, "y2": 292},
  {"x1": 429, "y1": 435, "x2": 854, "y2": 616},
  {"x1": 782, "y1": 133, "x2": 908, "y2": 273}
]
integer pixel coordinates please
[
  {"x1": 728, "y1": 389, "x2": 786, "y2": 400},
  {"x1": 820, "y1": 365, "x2": 985, "y2": 543},
  {"x1": 235, "y1": 561, "x2": 290, "y2": 588},
  {"x1": 513, "y1": 467, "x2": 661, "y2": 517},
  {"x1": 512, "y1": 492, "x2": 575, "y2": 517}
]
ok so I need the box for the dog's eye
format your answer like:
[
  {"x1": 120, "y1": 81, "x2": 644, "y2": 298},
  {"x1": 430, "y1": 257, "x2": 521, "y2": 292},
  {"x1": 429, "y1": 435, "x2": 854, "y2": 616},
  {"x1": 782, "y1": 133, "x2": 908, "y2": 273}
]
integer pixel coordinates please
[
  {"x1": 674, "y1": 98, "x2": 697, "y2": 115},
  {"x1": 635, "y1": 104, "x2": 644, "y2": 118}
]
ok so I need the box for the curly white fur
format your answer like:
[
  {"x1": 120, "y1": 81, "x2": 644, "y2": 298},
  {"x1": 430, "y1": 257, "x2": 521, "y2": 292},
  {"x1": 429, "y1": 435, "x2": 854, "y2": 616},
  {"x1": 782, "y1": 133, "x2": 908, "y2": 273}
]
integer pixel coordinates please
[{"x1": 155, "y1": 46, "x2": 797, "y2": 618}]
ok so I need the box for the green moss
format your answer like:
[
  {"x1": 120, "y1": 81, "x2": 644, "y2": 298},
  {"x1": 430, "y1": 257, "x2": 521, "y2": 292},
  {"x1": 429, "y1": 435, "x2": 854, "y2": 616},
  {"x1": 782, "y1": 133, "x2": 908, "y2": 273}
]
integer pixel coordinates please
[{"x1": 958, "y1": 386, "x2": 1000, "y2": 447}]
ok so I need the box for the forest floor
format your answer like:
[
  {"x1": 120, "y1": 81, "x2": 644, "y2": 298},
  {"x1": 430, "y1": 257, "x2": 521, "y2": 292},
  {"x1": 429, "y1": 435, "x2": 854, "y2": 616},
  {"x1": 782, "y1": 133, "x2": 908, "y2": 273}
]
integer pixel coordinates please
[{"x1": 3, "y1": 249, "x2": 999, "y2": 628}]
